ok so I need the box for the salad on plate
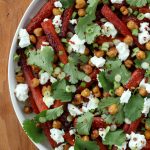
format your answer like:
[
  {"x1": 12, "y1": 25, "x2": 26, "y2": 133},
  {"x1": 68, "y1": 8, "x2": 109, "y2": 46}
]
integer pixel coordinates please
[{"x1": 13, "y1": 0, "x2": 150, "y2": 149}]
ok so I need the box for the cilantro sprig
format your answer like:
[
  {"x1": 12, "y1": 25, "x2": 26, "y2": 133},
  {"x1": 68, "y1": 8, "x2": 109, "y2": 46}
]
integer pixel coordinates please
[
  {"x1": 60, "y1": 0, "x2": 74, "y2": 9},
  {"x1": 126, "y1": 0, "x2": 150, "y2": 7}
]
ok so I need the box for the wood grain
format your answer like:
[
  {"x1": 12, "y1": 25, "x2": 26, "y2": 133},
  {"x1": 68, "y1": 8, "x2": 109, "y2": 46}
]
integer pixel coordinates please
[{"x1": 0, "y1": 0, "x2": 36, "y2": 149}]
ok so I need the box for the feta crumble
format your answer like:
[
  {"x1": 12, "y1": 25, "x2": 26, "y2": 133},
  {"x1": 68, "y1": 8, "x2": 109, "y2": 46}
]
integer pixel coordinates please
[
  {"x1": 68, "y1": 104, "x2": 83, "y2": 117},
  {"x1": 116, "y1": 142, "x2": 127, "y2": 150},
  {"x1": 141, "y1": 62, "x2": 149, "y2": 70},
  {"x1": 120, "y1": 89, "x2": 131, "y2": 104},
  {"x1": 54, "y1": 1, "x2": 62, "y2": 8},
  {"x1": 139, "y1": 78, "x2": 150, "y2": 93},
  {"x1": 125, "y1": 118, "x2": 131, "y2": 124},
  {"x1": 18, "y1": 29, "x2": 31, "y2": 48},
  {"x1": 69, "y1": 146, "x2": 74, "y2": 150},
  {"x1": 15, "y1": 84, "x2": 29, "y2": 102},
  {"x1": 144, "y1": 13, "x2": 150, "y2": 20},
  {"x1": 55, "y1": 144, "x2": 64, "y2": 150},
  {"x1": 116, "y1": 42, "x2": 130, "y2": 61},
  {"x1": 50, "y1": 128, "x2": 65, "y2": 144},
  {"x1": 111, "y1": 0, "x2": 124, "y2": 4},
  {"x1": 142, "y1": 97, "x2": 150, "y2": 117},
  {"x1": 52, "y1": 15, "x2": 62, "y2": 28},
  {"x1": 90, "y1": 56, "x2": 106, "y2": 68},
  {"x1": 70, "y1": 19, "x2": 77, "y2": 25},
  {"x1": 39, "y1": 72, "x2": 50, "y2": 85},
  {"x1": 68, "y1": 34, "x2": 86, "y2": 54},
  {"x1": 99, "y1": 126, "x2": 110, "y2": 140},
  {"x1": 69, "y1": 129, "x2": 76, "y2": 135},
  {"x1": 43, "y1": 95, "x2": 55, "y2": 108}
]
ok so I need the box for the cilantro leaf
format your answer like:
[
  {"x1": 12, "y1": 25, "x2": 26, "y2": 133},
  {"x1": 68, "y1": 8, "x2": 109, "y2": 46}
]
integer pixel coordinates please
[
  {"x1": 146, "y1": 118, "x2": 150, "y2": 127},
  {"x1": 52, "y1": 79, "x2": 73, "y2": 102},
  {"x1": 60, "y1": 0, "x2": 74, "y2": 9},
  {"x1": 27, "y1": 46, "x2": 54, "y2": 74},
  {"x1": 124, "y1": 95, "x2": 144, "y2": 122},
  {"x1": 23, "y1": 119, "x2": 45, "y2": 143},
  {"x1": 74, "y1": 135, "x2": 99, "y2": 150},
  {"x1": 76, "y1": 112, "x2": 94, "y2": 135},
  {"x1": 126, "y1": 0, "x2": 149, "y2": 7},
  {"x1": 103, "y1": 130, "x2": 126, "y2": 146}
]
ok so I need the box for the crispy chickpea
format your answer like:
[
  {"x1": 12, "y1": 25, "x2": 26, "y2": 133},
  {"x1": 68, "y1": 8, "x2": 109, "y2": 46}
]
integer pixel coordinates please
[
  {"x1": 124, "y1": 59, "x2": 133, "y2": 68},
  {"x1": 123, "y1": 35, "x2": 133, "y2": 46},
  {"x1": 106, "y1": 47, "x2": 118, "y2": 58},
  {"x1": 146, "y1": 41, "x2": 150, "y2": 51},
  {"x1": 64, "y1": 144, "x2": 70, "y2": 150},
  {"x1": 84, "y1": 47, "x2": 90, "y2": 55},
  {"x1": 136, "y1": 50, "x2": 146, "y2": 60},
  {"x1": 127, "y1": 20, "x2": 138, "y2": 30},
  {"x1": 82, "y1": 64, "x2": 93, "y2": 75},
  {"x1": 31, "y1": 78, "x2": 40, "y2": 88},
  {"x1": 91, "y1": 130, "x2": 99, "y2": 140},
  {"x1": 72, "y1": 94, "x2": 83, "y2": 105},
  {"x1": 139, "y1": 87, "x2": 148, "y2": 97},
  {"x1": 115, "y1": 86, "x2": 124, "y2": 97},
  {"x1": 103, "y1": 92, "x2": 110, "y2": 98},
  {"x1": 78, "y1": 9, "x2": 86, "y2": 17},
  {"x1": 23, "y1": 106, "x2": 33, "y2": 114},
  {"x1": 82, "y1": 136, "x2": 89, "y2": 141},
  {"x1": 52, "y1": 120, "x2": 62, "y2": 129},
  {"x1": 33, "y1": 28, "x2": 43, "y2": 37},
  {"x1": 145, "y1": 130, "x2": 150, "y2": 140},
  {"x1": 29, "y1": 35, "x2": 36, "y2": 44},
  {"x1": 120, "y1": 6, "x2": 128, "y2": 15},
  {"x1": 108, "y1": 104, "x2": 119, "y2": 115},
  {"x1": 94, "y1": 50, "x2": 105, "y2": 57},
  {"x1": 92, "y1": 86, "x2": 101, "y2": 97},
  {"x1": 42, "y1": 86, "x2": 51, "y2": 96},
  {"x1": 81, "y1": 88, "x2": 90, "y2": 98},
  {"x1": 31, "y1": 65, "x2": 40, "y2": 73},
  {"x1": 52, "y1": 8, "x2": 62, "y2": 16},
  {"x1": 75, "y1": 0, "x2": 86, "y2": 9},
  {"x1": 145, "y1": 123, "x2": 150, "y2": 130},
  {"x1": 16, "y1": 73, "x2": 25, "y2": 83}
]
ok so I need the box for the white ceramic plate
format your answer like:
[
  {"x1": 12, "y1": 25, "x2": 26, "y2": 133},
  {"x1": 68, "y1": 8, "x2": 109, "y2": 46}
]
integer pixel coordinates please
[{"x1": 8, "y1": 0, "x2": 52, "y2": 149}]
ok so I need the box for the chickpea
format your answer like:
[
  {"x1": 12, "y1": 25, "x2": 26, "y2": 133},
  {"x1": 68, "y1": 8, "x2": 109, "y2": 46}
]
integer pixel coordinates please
[
  {"x1": 64, "y1": 144, "x2": 70, "y2": 150},
  {"x1": 108, "y1": 104, "x2": 119, "y2": 115},
  {"x1": 82, "y1": 64, "x2": 93, "y2": 75},
  {"x1": 82, "y1": 136, "x2": 89, "y2": 141},
  {"x1": 81, "y1": 88, "x2": 90, "y2": 98},
  {"x1": 92, "y1": 86, "x2": 101, "y2": 97},
  {"x1": 127, "y1": 20, "x2": 138, "y2": 30},
  {"x1": 139, "y1": 87, "x2": 148, "y2": 97},
  {"x1": 94, "y1": 50, "x2": 105, "y2": 57},
  {"x1": 52, "y1": 8, "x2": 62, "y2": 16},
  {"x1": 123, "y1": 35, "x2": 133, "y2": 46},
  {"x1": 78, "y1": 9, "x2": 86, "y2": 17},
  {"x1": 75, "y1": 0, "x2": 86, "y2": 9},
  {"x1": 136, "y1": 50, "x2": 146, "y2": 60},
  {"x1": 106, "y1": 47, "x2": 118, "y2": 58},
  {"x1": 84, "y1": 47, "x2": 90, "y2": 55},
  {"x1": 16, "y1": 73, "x2": 25, "y2": 83},
  {"x1": 120, "y1": 6, "x2": 128, "y2": 15},
  {"x1": 31, "y1": 65, "x2": 40, "y2": 73},
  {"x1": 115, "y1": 86, "x2": 124, "y2": 97},
  {"x1": 23, "y1": 106, "x2": 33, "y2": 114},
  {"x1": 146, "y1": 41, "x2": 150, "y2": 51},
  {"x1": 52, "y1": 120, "x2": 62, "y2": 129},
  {"x1": 145, "y1": 130, "x2": 150, "y2": 140},
  {"x1": 124, "y1": 59, "x2": 133, "y2": 68},
  {"x1": 31, "y1": 78, "x2": 40, "y2": 88},
  {"x1": 103, "y1": 92, "x2": 110, "y2": 98},
  {"x1": 145, "y1": 123, "x2": 150, "y2": 130},
  {"x1": 72, "y1": 94, "x2": 83, "y2": 105},
  {"x1": 29, "y1": 35, "x2": 36, "y2": 44},
  {"x1": 91, "y1": 130, "x2": 99, "y2": 140},
  {"x1": 33, "y1": 28, "x2": 43, "y2": 37},
  {"x1": 42, "y1": 86, "x2": 51, "y2": 96}
]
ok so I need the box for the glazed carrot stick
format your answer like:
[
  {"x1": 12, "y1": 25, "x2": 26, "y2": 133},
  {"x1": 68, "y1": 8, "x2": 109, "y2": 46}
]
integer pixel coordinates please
[
  {"x1": 96, "y1": 139, "x2": 107, "y2": 150},
  {"x1": 26, "y1": 0, "x2": 55, "y2": 33},
  {"x1": 61, "y1": 6, "x2": 74, "y2": 37},
  {"x1": 139, "y1": 7, "x2": 150, "y2": 13},
  {"x1": 41, "y1": 19, "x2": 68, "y2": 64},
  {"x1": 36, "y1": 36, "x2": 47, "y2": 49},
  {"x1": 92, "y1": 117, "x2": 107, "y2": 129},
  {"x1": 63, "y1": 132, "x2": 75, "y2": 145}
]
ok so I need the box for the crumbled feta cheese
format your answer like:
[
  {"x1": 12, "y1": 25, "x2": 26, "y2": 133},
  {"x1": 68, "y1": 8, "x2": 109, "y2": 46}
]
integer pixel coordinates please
[
  {"x1": 55, "y1": 144, "x2": 64, "y2": 150},
  {"x1": 68, "y1": 34, "x2": 86, "y2": 54},
  {"x1": 42, "y1": 41, "x2": 49, "y2": 46},
  {"x1": 99, "y1": 126, "x2": 110, "y2": 140},
  {"x1": 69, "y1": 129, "x2": 76, "y2": 135},
  {"x1": 111, "y1": 0, "x2": 123, "y2": 4},
  {"x1": 120, "y1": 89, "x2": 131, "y2": 104},
  {"x1": 116, "y1": 142, "x2": 127, "y2": 150},
  {"x1": 69, "y1": 146, "x2": 74, "y2": 150},
  {"x1": 39, "y1": 72, "x2": 50, "y2": 85},
  {"x1": 138, "y1": 31, "x2": 150, "y2": 44},
  {"x1": 125, "y1": 118, "x2": 131, "y2": 124},
  {"x1": 43, "y1": 95, "x2": 55, "y2": 108},
  {"x1": 86, "y1": 97, "x2": 99, "y2": 110},
  {"x1": 50, "y1": 76, "x2": 57, "y2": 83},
  {"x1": 54, "y1": 1, "x2": 62, "y2": 8},
  {"x1": 139, "y1": 22, "x2": 150, "y2": 32},
  {"x1": 97, "y1": 74, "x2": 102, "y2": 88},
  {"x1": 128, "y1": 132, "x2": 146, "y2": 150},
  {"x1": 110, "y1": 124, "x2": 117, "y2": 131},
  {"x1": 15, "y1": 84, "x2": 29, "y2": 102},
  {"x1": 43, "y1": 18, "x2": 49, "y2": 22},
  {"x1": 102, "y1": 22, "x2": 118, "y2": 38},
  {"x1": 70, "y1": 19, "x2": 77, "y2": 25},
  {"x1": 53, "y1": 15, "x2": 62, "y2": 28},
  {"x1": 68, "y1": 104, "x2": 83, "y2": 117},
  {"x1": 141, "y1": 62, "x2": 150, "y2": 70},
  {"x1": 83, "y1": 76, "x2": 91, "y2": 82},
  {"x1": 18, "y1": 29, "x2": 31, "y2": 48},
  {"x1": 116, "y1": 42, "x2": 130, "y2": 61},
  {"x1": 50, "y1": 128, "x2": 65, "y2": 144},
  {"x1": 90, "y1": 56, "x2": 106, "y2": 68},
  {"x1": 115, "y1": 74, "x2": 122, "y2": 82},
  {"x1": 144, "y1": 13, "x2": 150, "y2": 19},
  {"x1": 142, "y1": 97, "x2": 150, "y2": 117},
  {"x1": 139, "y1": 78, "x2": 150, "y2": 93}
]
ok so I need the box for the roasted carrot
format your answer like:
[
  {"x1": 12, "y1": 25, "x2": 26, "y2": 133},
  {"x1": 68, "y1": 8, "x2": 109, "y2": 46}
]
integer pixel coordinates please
[
  {"x1": 63, "y1": 132, "x2": 75, "y2": 145},
  {"x1": 41, "y1": 19, "x2": 68, "y2": 64},
  {"x1": 96, "y1": 139, "x2": 107, "y2": 150},
  {"x1": 92, "y1": 117, "x2": 107, "y2": 129},
  {"x1": 143, "y1": 140, "x2": 150, "y2": 150},
  {"x1": 139, "y1": 7, "x2": 150, "y2": 13},
  {"x1": 26, "y1": 0, "x2": 55, "y2": 33},
  {"x1": 36, "y1": 36, "x2": 47, "y2": 49}
]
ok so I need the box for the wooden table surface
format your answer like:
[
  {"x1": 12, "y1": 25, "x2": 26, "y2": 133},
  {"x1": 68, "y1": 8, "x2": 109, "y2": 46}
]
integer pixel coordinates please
[{"x1": 0, "y1": 0, "x2": 36, "y2": 149}]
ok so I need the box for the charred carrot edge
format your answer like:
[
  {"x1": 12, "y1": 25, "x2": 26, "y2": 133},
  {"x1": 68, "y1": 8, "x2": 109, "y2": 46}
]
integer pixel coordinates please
[
  {"x1": 41, "y1": 19, "x2": 68, "y2": 64},
  {"x1": 96, "y1": 139, "x2": 107, "y2": 150},
  {"x1": 125, "y1": 68, "x2": 145, "y2": 90},
  {"x1": 61, "y1": 6, "x2": 74, "y2": 37},
  {"x1": 36, "y1": 36, "x2": 47, "y2": 49},
  {"x1": 92, "y1": 117, "x2": 107, "y2": 129},
  {"x1": 52, "y1": 100, "x2": 64, "y2": 108},
  {"x1": 29, "y1": 95, "x2": 39, "y2": 114},
  {"x1": 26, "y1": 0, "x2": 55, "y2": 33},
  {"x1": 139, "y1": 7, "x2": 150, "y2": 13},
  {"x1": 63, "y1": 132, "x2": 75, "y2": 146}
]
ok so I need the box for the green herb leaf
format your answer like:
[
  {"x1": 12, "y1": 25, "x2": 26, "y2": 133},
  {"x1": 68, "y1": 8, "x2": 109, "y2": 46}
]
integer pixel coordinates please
[
  {"x1": 126, "y1": 0, "x2": 149, "y2": 7},
  {"x1": 124, "y1": 94, "x2": 144, "y2": 122},
  {"x1": 23, "y1": 119, "x2": 45, "y2": 143},
  {"x1": 60, "y1": 0, "x2": 74, "y2": 9},
  {"x1": 27, "y1": 46, "x2": 54, "y2": 74},
  {"x1": 74, "y1": 135, "x2": 99, "y2": 150},
  {"x1": 103, "y1": 130, "x2": 126, "y2": 146},
  {"x1": 76, "y1": 112, "x2": 94, "y2": 135}
]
